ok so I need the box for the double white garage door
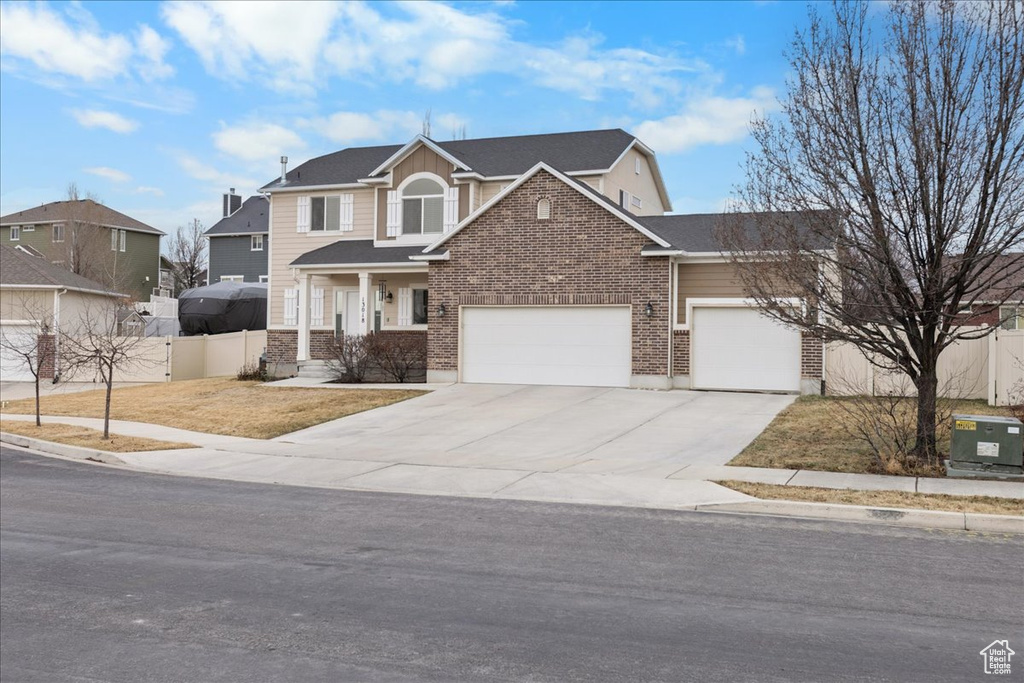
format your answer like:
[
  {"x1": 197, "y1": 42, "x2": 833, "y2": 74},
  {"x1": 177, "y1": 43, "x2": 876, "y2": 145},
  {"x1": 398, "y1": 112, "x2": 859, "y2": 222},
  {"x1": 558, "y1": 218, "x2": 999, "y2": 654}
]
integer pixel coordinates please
[
  {"x1": 459, "y1": 305, "x2": 801, "y2": 392},
  {"x1": 0, "y1": 324, "x2": 37, "y2": 382}
]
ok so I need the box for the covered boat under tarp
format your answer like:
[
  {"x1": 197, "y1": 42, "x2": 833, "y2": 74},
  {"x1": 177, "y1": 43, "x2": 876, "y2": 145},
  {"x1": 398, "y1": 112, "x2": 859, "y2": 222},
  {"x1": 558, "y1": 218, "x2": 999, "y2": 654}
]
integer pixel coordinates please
[{"x1": 178, "y1": 282, "x2": 267, "y2": 336}]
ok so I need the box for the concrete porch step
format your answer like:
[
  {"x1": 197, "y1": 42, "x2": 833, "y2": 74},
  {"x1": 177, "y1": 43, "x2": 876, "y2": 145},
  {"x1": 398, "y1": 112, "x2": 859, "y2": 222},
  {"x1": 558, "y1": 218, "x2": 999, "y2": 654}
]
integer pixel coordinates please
[{"x1": 297, "y1": 360, "x2": 332, "y2": 379}]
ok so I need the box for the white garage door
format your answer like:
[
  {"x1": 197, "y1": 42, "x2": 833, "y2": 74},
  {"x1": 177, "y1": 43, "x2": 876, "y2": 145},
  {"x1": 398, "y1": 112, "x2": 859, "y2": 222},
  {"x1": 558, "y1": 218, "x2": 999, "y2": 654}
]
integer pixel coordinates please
[
  {"x1": 462, "y1": 306, "x2": 631, "y2": 387},
  {"x1": 691, "y1": 306, "x2": 801, "y2": 392},
  {"x1": 0, "y1": 324, "x2": 38, "y2": 382}
]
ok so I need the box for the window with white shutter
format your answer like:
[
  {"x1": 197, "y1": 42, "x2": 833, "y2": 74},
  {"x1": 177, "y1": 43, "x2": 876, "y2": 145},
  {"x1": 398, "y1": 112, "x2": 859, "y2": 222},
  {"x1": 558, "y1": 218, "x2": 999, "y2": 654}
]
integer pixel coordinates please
[
  {"x1": 284, "y1": 288, "x2": 298, "y2": 326},
  {"x1": 397, "y1": 287, "x2": 413, "y2": 326},
  {"x1": 296, "y1": 196, "x2": 311, "y2": 233},
  {"x1": 386, "y1": 190, "x2": 401, "y2": 237},
  {"x1": 443, "y1": 187, "x2": 459, "y2": 232},
  {"x1": 311, "y1": 288, "x2": 324, "y2": 326},
  {"x1": 340, "y1": 194, "x2": 354, "y2": 232}
]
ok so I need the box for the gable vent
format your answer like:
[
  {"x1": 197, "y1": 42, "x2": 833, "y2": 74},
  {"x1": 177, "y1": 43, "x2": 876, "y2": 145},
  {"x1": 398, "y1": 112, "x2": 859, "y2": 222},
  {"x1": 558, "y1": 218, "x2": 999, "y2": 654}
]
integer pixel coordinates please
[{"x1": 537, "y1": 198, "x2": 551, "y2": 220}]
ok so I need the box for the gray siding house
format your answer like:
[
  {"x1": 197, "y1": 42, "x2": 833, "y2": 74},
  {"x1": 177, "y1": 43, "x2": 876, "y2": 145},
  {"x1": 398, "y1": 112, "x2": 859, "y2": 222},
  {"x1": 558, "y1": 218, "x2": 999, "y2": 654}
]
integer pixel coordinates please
[{"x1": 205, "y1": 191, "x2": 269, "y2": 283}]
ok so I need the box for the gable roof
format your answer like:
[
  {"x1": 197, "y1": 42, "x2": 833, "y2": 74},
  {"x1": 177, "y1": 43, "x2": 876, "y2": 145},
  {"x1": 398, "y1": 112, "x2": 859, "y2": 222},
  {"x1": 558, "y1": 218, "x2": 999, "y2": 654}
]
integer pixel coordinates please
[
  {"x1": 423, "y1": 163, "x2": 671, "y2": 254},
  {"x1": 205, "y1": 196, "x2": 269, "y2": 236},
  {"x1": 261, "y1": 129, "x2": 640, "y2": 191},
  {"x1": 290, "y1": 240, "x2": 427, "y2": 268},
  {"x1": 0, "y1": 245, "x2": 125, "y2": 296},
  {"x1": 0, "y1": 199, "x2": 165, "y2": 235}
]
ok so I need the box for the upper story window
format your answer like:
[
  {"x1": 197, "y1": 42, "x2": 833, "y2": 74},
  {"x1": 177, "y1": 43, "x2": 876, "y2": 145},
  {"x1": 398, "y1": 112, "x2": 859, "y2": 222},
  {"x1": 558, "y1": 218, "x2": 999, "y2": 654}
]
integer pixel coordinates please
[
  {"x1": 1000, "y1": 306, "x2": 1023, "y2": 330},
  {"x1": 297, "y1": 194, "x2": 353, "y2": 233},
  {"x1": 311, "y1": 196, "x2": 340, "y2": 231},
  {"x1": 111, "y1": 228, "x2": 126, "y2": 252},
  {"x1": 402, "y1": 178, "x2": 444, "y2": 235},
  {"x1": 10, "y1": 226, "x2": 20, "y2": 241},
  {"x1": 22, "y1": 224, "x2": 34, "y2": 232},
  {"x1": 251, "y1": 234, "x2": 264, "y2": 251},
  {"x1": 53, "y1": 224, "x2": 65, "y2": 243}
]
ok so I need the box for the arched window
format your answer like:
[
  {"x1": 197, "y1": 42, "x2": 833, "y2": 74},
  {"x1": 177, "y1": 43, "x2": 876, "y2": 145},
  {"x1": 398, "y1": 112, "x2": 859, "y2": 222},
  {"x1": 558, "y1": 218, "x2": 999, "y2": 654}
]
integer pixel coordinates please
[
  {"x1": 536, "y1": 197, "x2": 551, "y2": 220},
  {"x1": 402, "y1": 177, "x2": 444, "y2": 235}
]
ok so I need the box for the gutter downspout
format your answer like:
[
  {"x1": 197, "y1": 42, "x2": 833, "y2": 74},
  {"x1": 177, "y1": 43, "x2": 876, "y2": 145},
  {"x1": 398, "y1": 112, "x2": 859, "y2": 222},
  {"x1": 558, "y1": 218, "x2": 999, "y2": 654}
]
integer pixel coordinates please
[{"x1": 53, "y1": 288, "x2": 66, "y2": 382}]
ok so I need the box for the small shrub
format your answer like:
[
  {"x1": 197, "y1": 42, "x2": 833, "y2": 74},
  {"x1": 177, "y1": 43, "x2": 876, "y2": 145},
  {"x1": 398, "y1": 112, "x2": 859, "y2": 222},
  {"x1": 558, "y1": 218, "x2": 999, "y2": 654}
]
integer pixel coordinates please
[
  {"x1": 236, "y1": 360, "x2": 266, "y2": 382},
  {"x1": 326, "y1": 334, "x2": 371, "y2": 383},
  {"x1": 368, "y1": 332, "x2": 426, "y2": 383}
]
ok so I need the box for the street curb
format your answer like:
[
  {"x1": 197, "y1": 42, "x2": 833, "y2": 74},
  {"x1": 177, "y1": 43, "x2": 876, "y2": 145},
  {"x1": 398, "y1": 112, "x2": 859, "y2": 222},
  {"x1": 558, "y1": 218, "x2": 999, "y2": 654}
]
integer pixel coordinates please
[
  {"x1": 697, "y1": 500, "x2": 1024, "y2": 534},
  {"x1": 0, "y1": 432, "x2": 126, "y2": 466}
]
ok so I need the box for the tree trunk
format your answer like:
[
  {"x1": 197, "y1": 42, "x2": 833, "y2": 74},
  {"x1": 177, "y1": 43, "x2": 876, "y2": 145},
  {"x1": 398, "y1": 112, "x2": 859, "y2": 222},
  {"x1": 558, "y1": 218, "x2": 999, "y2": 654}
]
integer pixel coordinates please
[
  {"x1": 34, "y1": 374, "x2": 41, "y2": 427},
  {"x1": 913, "y1": 368, "x2": 939, "y2": 465},
  {"x1": 103, "y1": 364, "x2": 112, "y2": 440}
]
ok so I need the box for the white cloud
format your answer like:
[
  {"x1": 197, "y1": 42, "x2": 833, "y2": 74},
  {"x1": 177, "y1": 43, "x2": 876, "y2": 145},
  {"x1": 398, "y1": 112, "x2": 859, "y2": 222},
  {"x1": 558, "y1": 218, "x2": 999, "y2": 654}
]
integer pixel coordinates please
[
  {"x1": 85, "y1": 166, "x2": 131, "y2": 183},
  {"x1": 71, "y1": 109, "x2": 140, "y2": 134},
  {"x1": 634, "y1": 87, "x2": 777, "y2": 153},
  {"x1": 212, "y1": 121, "x2": 306, "y2": 163},
  {"x1": 174, "y1": 152, "x2": 262, "y2": 194},
  {"x1": 135, "y1": 24, "x2": 174, "y2": 80},
  {"x1": 300, "y1": 109, "x2": 438, "y2": 145},
  {"x1": 0, "y1": 3, "x2": 132, "y2": 80},
  {"x1": 161, "y1": 1, "x2": 339, "y2": 87},
  {"x1": 134, "y1": 186, "x2": 165, "y2": 197},
  {"x1": 723, "y1": 35, "x2": 746, "y2": 56}
]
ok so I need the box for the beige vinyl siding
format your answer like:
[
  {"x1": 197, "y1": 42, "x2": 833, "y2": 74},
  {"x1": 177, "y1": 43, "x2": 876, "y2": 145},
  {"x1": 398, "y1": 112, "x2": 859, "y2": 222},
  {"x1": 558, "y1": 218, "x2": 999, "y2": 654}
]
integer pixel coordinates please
[
  {"x1": 1, "y1": 289, "x2": 53, "y2": 320},
  {"x1": 676, "y1": 262, "x2": 748, "y2": 324},
  {"x1": 1, "y1": 288, "x2": 116, "y2": 328},
  {"x1": 604, "y1": 147, "x2": 666, "y2": 215}
]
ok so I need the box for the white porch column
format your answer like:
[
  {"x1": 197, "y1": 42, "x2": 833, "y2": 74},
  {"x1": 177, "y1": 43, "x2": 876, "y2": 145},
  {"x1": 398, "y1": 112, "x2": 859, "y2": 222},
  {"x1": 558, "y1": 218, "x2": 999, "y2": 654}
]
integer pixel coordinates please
[
  {"x1": 297, "y1": 272, "x2": 311, "y2": 362},
  {"x1": 358, "y1": 272, "x2": 373, "y2": 334}
]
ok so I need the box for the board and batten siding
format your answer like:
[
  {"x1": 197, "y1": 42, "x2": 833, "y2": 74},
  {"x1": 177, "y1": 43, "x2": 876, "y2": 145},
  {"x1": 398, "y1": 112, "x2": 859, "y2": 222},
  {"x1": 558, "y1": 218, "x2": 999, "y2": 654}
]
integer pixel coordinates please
[
  {"x1": 676, "y1": 262, "x2": 748, "y2": 325},
  {"x1": 268, "y1": 188, "x2": 373, "y2": 327},
  {"x1": 375, "y1": 144, "x2": 471, "y2": 241},
  {"x1": 208, "y1": 235, "x2": 269, "y2": 283}
]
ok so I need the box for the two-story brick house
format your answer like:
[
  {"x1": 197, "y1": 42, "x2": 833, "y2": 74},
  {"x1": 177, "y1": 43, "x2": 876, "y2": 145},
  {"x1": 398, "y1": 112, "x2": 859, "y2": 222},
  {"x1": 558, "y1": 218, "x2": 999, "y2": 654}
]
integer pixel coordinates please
[
  {"x1": 0, "y1": 199, "x2": 163, "y2": 302},
  {"x1": 261, "y1": 129, "x2": 825, "y2": 393}
]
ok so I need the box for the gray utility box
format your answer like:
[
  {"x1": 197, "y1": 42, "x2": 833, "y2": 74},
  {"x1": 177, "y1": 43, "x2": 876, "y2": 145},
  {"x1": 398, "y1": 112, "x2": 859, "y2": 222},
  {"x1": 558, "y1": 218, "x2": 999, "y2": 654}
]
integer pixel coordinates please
[{"x1": 947, "y1": 414, "x2": 1024, "y2": 480}]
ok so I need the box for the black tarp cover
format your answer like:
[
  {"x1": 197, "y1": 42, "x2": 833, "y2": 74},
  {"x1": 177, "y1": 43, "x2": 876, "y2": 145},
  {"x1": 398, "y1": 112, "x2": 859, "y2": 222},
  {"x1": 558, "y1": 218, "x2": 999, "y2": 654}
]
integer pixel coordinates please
[{"x1": 178, "y1": 282, "x2": 267, "y2": 336}]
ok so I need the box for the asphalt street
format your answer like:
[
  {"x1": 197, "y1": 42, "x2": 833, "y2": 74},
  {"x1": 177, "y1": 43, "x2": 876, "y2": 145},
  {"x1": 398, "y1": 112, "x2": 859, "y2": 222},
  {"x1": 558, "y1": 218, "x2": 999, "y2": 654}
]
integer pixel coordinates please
[{"x1": 1, "y1": 445, "x2": 1022, "y2": 682}]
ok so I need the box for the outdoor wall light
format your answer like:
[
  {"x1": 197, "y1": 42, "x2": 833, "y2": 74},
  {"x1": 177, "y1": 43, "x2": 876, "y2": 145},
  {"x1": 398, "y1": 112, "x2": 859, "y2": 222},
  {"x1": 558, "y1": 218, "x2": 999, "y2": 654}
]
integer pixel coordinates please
[
  {"x1": 645, "y1": 301, "x2": 655, "y2": 318},
  {"x1": 437, "y1": 303, "x2": 447, "y2": 317},
  {"x1": 385, "y1": 291, "x2": 393, "y2": 304}
]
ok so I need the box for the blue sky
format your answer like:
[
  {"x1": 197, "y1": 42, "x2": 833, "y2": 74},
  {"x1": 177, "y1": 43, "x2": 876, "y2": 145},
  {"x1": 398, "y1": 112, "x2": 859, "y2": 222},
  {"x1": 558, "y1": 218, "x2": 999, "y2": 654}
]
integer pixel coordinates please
[{"x1": 0, "y1": 1, "x2": 811, "y2": 241}]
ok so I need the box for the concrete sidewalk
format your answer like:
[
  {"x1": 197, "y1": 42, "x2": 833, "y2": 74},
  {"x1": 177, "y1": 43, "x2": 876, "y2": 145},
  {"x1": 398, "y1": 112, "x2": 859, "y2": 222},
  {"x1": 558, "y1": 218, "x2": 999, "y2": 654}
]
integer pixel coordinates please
[{"x1": 3, "y1": 414, "x2": 1021, "y2": 511}]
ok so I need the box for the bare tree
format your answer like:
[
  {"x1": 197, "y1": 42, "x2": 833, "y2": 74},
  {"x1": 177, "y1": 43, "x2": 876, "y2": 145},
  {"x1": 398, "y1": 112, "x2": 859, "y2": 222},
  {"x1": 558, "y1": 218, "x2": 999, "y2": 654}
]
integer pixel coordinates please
[
  {"x1": 720, "y1": 0, "x2": 1024, "y2": 466},
  {"x1": 166, "y1": 219, "x2": 208, "y2": 295},
  {"x1": 59, "y1": 298, "x2": 155, "y2": 439},
  {"x1": 0, "y1": 295, "x2": 55, "y2": 426},
  {"x1": 52, "y1": 183, "x2": 124, "y2": 291}
]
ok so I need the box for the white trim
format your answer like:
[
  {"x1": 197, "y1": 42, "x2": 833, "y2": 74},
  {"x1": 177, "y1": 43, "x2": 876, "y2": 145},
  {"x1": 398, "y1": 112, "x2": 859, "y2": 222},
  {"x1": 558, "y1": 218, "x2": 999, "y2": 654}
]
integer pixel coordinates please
[
  {"x1": 262, "y1": 182, "x2": 366, "y2": 194},
  {"x1": 258, "y1": 275, "x2": 269, "y2": 283},
  {"x1": 367, "y1": 135, "x2": 471, "y2": 178},
  {"x1": 682, "y1": 297, "x2": 802, "y2": 333},
  {"x1": 220, "y1": 275, "x2": 244, "y2": 283},
  {"x1": 382, "y1": 324, "x2": 428, "y2": 331},
  {"x1": 408, "y1": 251, "x2": 450, "y2": 261},
  {"x1": 423, "y1": 162, "x2": 672, "y2": 252},
  {"x1": 9, "y1": 225, "x2": 20, "y2": 241},
  {"x1": 251, "y1": 234, "x2": 264, "y2": 251},
  {"x1": 291, "y1": 262, "x2": 427, "y2": 275},
  {"x1": 207, "y1": 232, "x2": 269, "y2": 238}
]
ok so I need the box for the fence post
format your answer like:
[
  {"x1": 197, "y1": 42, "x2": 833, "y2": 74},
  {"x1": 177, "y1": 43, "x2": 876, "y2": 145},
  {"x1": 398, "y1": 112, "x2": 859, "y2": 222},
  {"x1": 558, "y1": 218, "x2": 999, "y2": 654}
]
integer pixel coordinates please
[
  {"x1": 165, "y1": 335, "x2": 172, "y2": 382},
  {"x1": 988, "y1": 328, "x2": 997, "y2": 406},
  {"x1": 202, "y1": 334, "x2": 209, "y2": 379}
]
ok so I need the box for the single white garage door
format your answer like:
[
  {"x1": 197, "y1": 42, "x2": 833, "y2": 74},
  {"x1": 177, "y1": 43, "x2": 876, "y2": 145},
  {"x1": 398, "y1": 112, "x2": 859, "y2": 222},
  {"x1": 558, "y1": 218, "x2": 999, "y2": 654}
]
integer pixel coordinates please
[
  {"x1": 461, "y1": 306, "x2": 631, "y2": 387},
  {"x1": 691, "y1": 306, "x2": 801, "y2": 392},
  {"x1": 0, "y1": 324, "x2": 38, "y2": 382}
]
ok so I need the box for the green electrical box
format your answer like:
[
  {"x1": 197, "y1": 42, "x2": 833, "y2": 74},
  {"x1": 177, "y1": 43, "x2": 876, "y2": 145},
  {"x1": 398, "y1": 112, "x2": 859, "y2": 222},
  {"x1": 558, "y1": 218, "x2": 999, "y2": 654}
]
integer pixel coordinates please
[{"x1": 947, "y1": 414, "x2": 1024, "y2": 480}]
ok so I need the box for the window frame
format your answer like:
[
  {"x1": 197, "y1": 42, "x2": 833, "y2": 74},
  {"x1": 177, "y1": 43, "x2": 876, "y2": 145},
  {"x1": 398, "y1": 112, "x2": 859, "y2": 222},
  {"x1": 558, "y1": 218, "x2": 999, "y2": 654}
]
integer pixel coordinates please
[
  {"x1": 400, "y1": 175, "x2": 445, "y2": 236},
  {"x1": 251, "y1": 234, "x2": 264, "y2": 251},
  {"x1": 119, "y1": 229, "x2": 126, "y2": 252},
  {"x1": 52, "y1": 224, "x2": 65, "y2": 243},
  {"x1": 999, "y1": 306, "x2": 1023, "y2": 330},
  {"x1": 258, "y1": 275, "x2": 269, "y2": 283},
  {"x1": 412, "y1": 287, "x2": 429, "y2": 325},
  {"x1": 10, "y1": 226, "x2": 20, "y2": 241},
  {"x1": 220, "y1": 275, "x2": 244, "y2": 283},
  {"x1": 310, "y1": 196, "x2": 342, "y2": 232}
]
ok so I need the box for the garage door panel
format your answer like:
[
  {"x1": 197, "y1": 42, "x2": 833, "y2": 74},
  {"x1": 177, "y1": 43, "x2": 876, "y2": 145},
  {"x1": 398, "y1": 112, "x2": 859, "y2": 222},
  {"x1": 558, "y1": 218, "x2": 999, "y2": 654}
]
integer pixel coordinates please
[
  {"x1": 462, "y1": 307, "x2": 631, "y2": 387},
  {"x1": 691, "y1": 307, "x2": 800, "y2": 392},
  {"x1": 0, "y1": 324, "x2": 38, "y2": 382}
]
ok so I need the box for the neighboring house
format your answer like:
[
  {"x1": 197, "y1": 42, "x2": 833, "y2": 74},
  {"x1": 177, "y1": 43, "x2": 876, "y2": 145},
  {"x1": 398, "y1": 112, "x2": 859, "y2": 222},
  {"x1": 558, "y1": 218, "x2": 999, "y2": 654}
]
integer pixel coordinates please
[
  {"x1": 159, "y1": 255, "x2": 208, "y2": 296},
  {"x1": 260, "y1": 128, "x2": 825, "y2": 393},
  {"x1": 0, "y1": 245, "x2": 125, "y2": 382},
  {"x1": 205, "y1": 189, "x2": 269, "y2": 284},
  {"x1": 0, "y1": 199, "x2": 164, "y2": 302},
  {"x1": 957, "y1": 252, "x2": 1024, "y2": 329}
]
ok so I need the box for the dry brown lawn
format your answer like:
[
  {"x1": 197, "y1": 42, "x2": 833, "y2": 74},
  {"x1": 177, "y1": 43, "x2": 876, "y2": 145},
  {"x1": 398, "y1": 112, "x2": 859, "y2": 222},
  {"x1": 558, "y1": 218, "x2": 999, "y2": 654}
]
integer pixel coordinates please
[
  {"x1": 717, "y1": 480, "x2": 1024, "y2": 516},
  {"x1": 0, "y1": 419, "x2": 196, "y2": 453},
  {"x1": 0, "y1": 378, "x2": 425, "y2": 439},
  {"x1": 729, "y1": 395, "x2": 1015, "y2": 476}
]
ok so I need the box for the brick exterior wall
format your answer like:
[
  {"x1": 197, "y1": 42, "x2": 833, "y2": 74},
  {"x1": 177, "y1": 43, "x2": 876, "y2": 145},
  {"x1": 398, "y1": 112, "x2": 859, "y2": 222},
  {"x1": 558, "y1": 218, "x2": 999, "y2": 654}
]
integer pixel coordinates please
[
  {"x1": 672, "y1": 329, "x2": 689, "y2": 376},
  {"x1": 310, "y1": 329, "x2": 335, "y2": 361},
  {"x1": 38, "y1": 334, "x2": 55, "y2": 380},
  {"x1": 427, "y1": 170, "x2": 671, "y2": 377},
  {"x1": 801, "y1": 332, "x2": 823, "y2": 380},
  {"x1": 267, "y1": 329, "x2": 297, "y2": 363}
]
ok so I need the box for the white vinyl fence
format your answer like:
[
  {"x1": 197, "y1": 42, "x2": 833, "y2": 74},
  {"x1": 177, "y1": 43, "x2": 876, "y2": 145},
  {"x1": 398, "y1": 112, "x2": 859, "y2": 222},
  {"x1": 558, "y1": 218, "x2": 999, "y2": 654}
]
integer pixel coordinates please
[
  {"x1": 66, "y1": 330, "x2": 267, "y2": 384},
  {"x1": 825, "y1": 327, "x2": 1023, "y2": 406}
]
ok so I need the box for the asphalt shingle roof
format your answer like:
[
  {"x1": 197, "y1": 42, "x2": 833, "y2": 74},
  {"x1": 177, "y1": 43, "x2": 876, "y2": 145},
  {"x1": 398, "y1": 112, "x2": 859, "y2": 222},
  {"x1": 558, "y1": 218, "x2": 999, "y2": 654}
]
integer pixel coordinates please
[
  {"x1": 205, "y1": 196, "x2": 269, "y2": 236},
  {"x1": 0, "y1": 245, "x2": 124, "y2": 295},
  {"x1": 290, "y1": 240, "x2": 428, "y2": 267},
  {"x1": 0, "y1": 199, "x2": 164, "y2": 235},
  {"x1": 637, "y1": 211, "x2": 837, "y2": 253},
  {"x1": 262, "y1": 129, "x2": 637, "y2": 190}
]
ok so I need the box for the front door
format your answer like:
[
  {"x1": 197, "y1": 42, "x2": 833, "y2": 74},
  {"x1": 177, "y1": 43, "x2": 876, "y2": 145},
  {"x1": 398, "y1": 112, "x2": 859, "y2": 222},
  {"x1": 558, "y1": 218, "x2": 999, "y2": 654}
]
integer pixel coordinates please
[{"x1": 335, "y1": 290, "x2": 362, "y2": 336}]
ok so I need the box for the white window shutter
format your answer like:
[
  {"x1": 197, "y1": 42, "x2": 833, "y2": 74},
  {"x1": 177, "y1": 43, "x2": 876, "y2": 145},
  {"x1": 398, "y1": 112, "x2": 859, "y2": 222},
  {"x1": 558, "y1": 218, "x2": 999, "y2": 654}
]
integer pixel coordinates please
[
  {"x1": 443, "y1": 187, "x2": 459, "y2": 232},
  {"x1": 297, "y1": 196, "x2": 311, "y2": 233},
  {"x1": 340, "y1": 194, "x2": 354, "y2": 232},
  {"x1": 386, "y1": 191, "x2": 400, "y2": 237},
  {"x1": 398, "y1": 287, "x2": 413, "y2": 326},
  {"x1": 311, "y1": 287, "x2": 324, "y2": 326},
  {"x1": 284, "y1": 288, "x2": 298, "y2": 326}
]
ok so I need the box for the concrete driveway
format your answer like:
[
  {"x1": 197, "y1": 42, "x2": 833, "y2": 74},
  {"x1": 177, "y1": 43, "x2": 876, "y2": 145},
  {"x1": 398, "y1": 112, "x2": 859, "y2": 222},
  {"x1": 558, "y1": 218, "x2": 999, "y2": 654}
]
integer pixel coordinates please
[{"x1": 280, "y1": 384, "x2": 795, "y2": 474}]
